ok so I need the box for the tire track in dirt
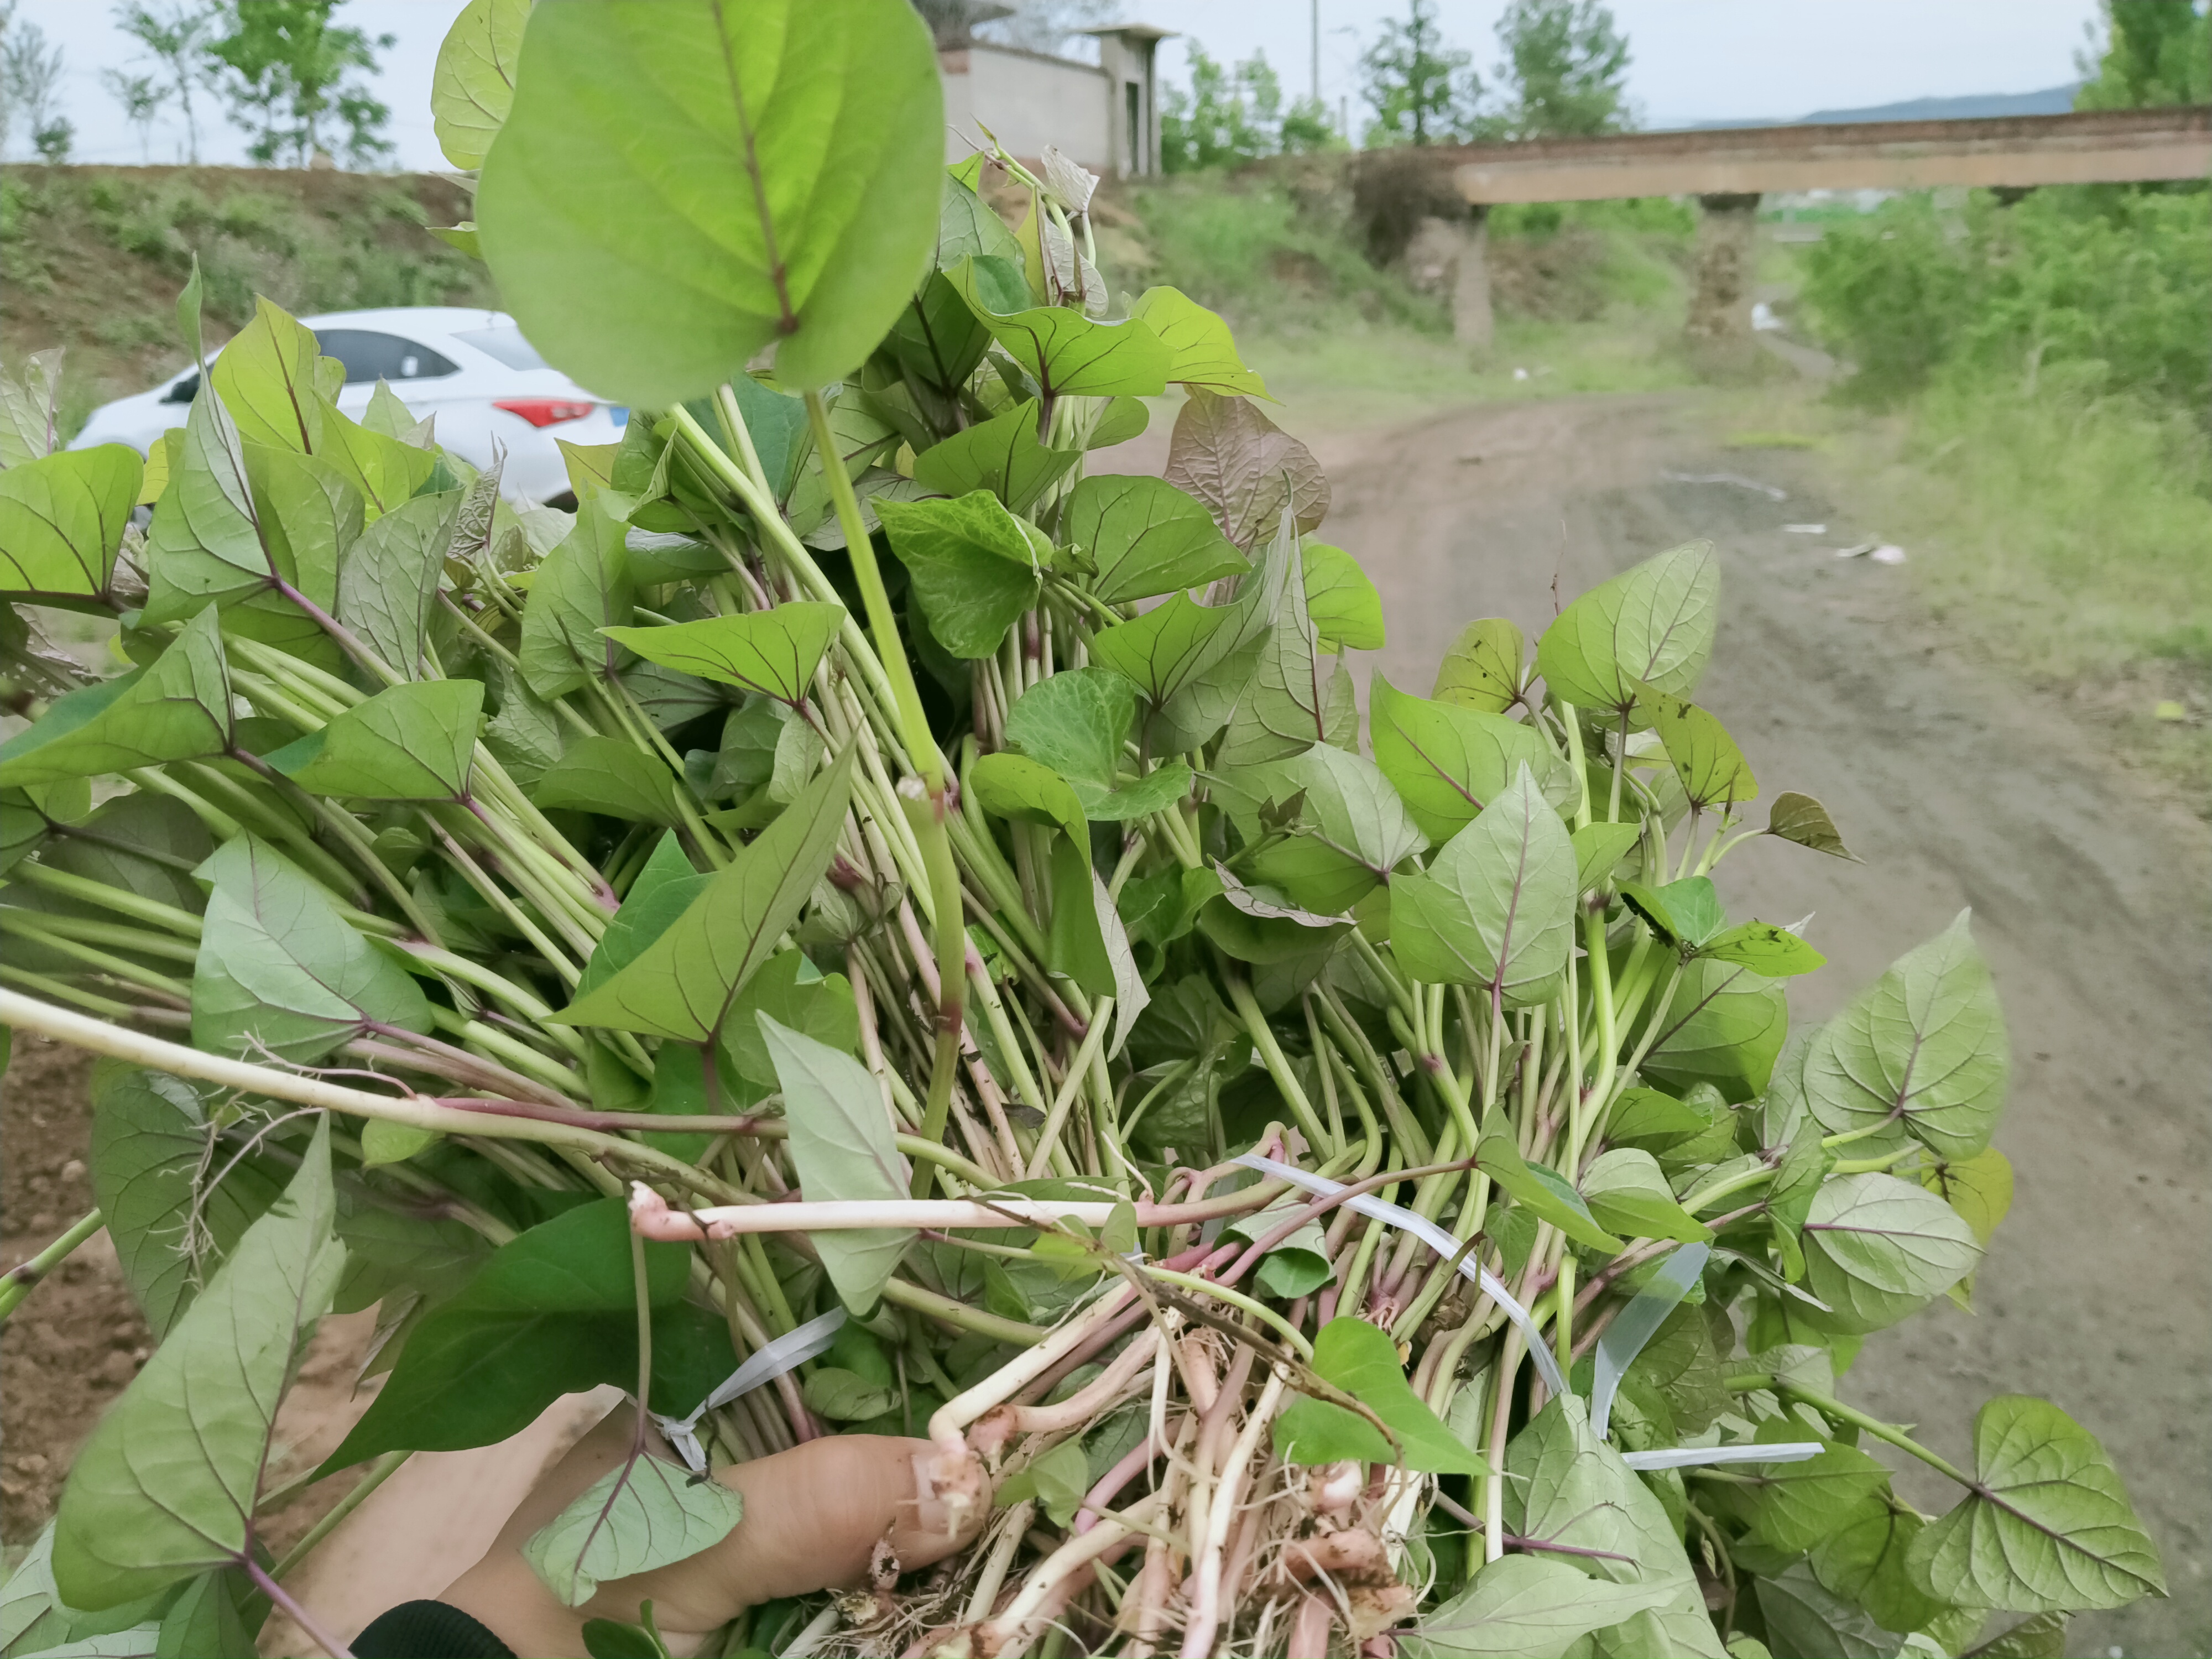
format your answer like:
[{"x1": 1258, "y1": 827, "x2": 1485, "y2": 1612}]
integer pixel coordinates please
[{"x1": 1306, "y1": 390, "x2": 2210, "y2": 1658}]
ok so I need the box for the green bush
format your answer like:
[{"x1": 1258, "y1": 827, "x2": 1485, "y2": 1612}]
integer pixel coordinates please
[
  {"x1": 1128, "y1": 173, "x2": 1444, "y2": 335},
  {"x1": 1799, "y1": 187, "x2": 2211, "y2": 413}
]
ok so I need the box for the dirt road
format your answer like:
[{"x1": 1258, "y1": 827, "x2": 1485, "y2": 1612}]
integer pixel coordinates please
[{"x1": 1292, "y1": 391, "x2": 2209, "y2": 1658}]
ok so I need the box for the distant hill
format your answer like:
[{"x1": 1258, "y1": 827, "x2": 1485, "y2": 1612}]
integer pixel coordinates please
[{"x1": 1686, "y1": 85, "x2": 2082, "y2": 131}]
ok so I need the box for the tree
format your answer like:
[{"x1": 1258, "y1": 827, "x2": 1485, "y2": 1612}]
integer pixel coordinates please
[
  {"x1": 1162, "y1": 44, "x2": 1339, "y2": 173},
  {"x1": 1359, "y1": 0, "x2": 1480, "y2": 148},
  {"x1": 1490, "y1": 0, "x2": 1631, "y2": 138},
  {"x1": 102, "y1": 67, "x2": 170, "y2": 163},
  {"x1": 2075, "y1": 0, "x2": 2209, "y2": 109},
  {"x1": 115, "y1": 2, "x2": 220, "y2": 164},
  {"x1": 0, "y1": 12, "x2": 66, "y2": 162},
  {"x1": 204, "y1": 0, "x2": 396, "y2": 168}
]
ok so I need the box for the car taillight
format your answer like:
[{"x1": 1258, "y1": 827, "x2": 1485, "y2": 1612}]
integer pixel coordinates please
[{"x1": 494, "y1": 398, "x2": 597, "y2": 428}]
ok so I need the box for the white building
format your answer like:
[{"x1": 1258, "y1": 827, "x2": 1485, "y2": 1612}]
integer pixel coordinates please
[{"x1": 937, "y1": 25, "x2": 1171, "y2": 178}]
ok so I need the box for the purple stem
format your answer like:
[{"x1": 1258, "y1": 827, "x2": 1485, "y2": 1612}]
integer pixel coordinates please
[{"x1": 243, "y1": 1556, "x2": 357, "y2": 1659}]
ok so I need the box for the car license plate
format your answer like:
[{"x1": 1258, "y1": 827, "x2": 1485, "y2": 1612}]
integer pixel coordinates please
[{"x1": 610, "y1": 406, "x2": 628, "y2": 427}]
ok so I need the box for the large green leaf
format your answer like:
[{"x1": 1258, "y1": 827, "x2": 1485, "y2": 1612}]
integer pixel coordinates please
[
  {"x1": 1536, "y1": 543, "x2": 1720, "y2": 714},
  {"x1": 0, "y1": 1524, "x2": 175, "y2": 1659},
  {"x1": 530, "y1": 735, "x2": 686, "y2": 828},
  {"x1": 910, "y1": 399, "x2": 1074, "y2": 515},
  {"x1": 1646, "y1": 688, "x2": 1757, "y2": 810},
  {"x1": 1126, "y1": 285, "x2": 1267, "y2": 397},
  {"x1": 1237, "y1": 742, "x2": 1427, "y2": 915},
  {"x1": 1302, "y1": 542, "x2": 1384, "y2": 653},
  {"x1": 524, "y1": 1455, "x2": 744, "y2": 1606},
  {"x1": 1740, "y1": 1422, "x2": 1892, "y2": 1553},
  {"x1": 1434, "y1": 618, "x2": 1526, "y2": 714},
  {"x1": 1809, "y1": 1496, "x2": 1946, "y2": 1636},
  {"x1": 0, "y1": 608, "x2": 232, "y2": 787},
  {"x1": 207, "y1": 298, "x2": 332, "y2": 457},
  {"x1": 603, "y1": 604, "x2": 842, "y2": 708},
  {"x1": 1755, "y1": 1561, "x2": 1904, "y2": 1659},
  {"x1": 1961, "y1": 1613, "x2": 2070, "y2": 1657},
  {"x1": 1062, "y1": 473, "x2": 1247, "y2": 605},
  {"x1": 334, "y1": 488, "x2": 463, "y2": 680},
  {"x1": 1801, "y1": 1172, "x2": 1980, "y2": 1332},
  {"x1": 1086, "y1": 589, "x2": 1238, "y2": 708},
  {"x1": 1004, "y1": 667, "x2": 1129, "y2": 791},
  {"x1": 190, "y1": 836, "x2": 434, "y2": 1063},
  {"x1": 575, "y1": 833, "x2": 707, "y2": 1000},
  {"x1": 1369, "y1": 674, "x2": 1575, "y2": 843},
  {"x1": 1803, "y1": 911, "x2": 2007, "y2": 1161},
  {"x1": 86, "y1": 1063, "x2": 285, "y2": 1343},
  {"x1": 1161, "y1": 389, "x2": 1329, "y2": 552},
  {"x1": 557, "y1": 745, "x2": 855, "y2": 1040},
  {"x1": 324, "y1": 1199, "x2": 702, "y2": 1468},
  {"x1": 946, "y1": 256, "x2": 1171, "y2": 399},
  {"x1": 877, "y1": 491, "x2": 1047, "y2": 658},
  {"x1": 1506, "y1": 1395, "x2": 1697, "y2": 1591},
  {"x1": 51, "y1": 1121, "x2": 342, "y2": 1611},
  {"x1": 1907, "y1": 1396, "x2": 2163, "y2": 1614},
  {"x1": 139, "y1": 397, "x2": 358, "y2": 664},
  {"x1": 1579, "y1": 1148, "x2": 1712, "y2": 1244},
  {"x1": 1406, "y1": 1557, "x2": 1679, "y2": 1659},
  {"x1": 1215, "y1": 518, "x2": 1325, "y2": 769},
  {"x1": 0, "y1": 345, "x2": 63, "y2": 468},
  {"x1": 1585, "y1": 1582, "x2": 1728, "y2": 1659},
  {"x1": 36, "y1": 792, "x2": 212, "y2": 916},
  {"x1": 1274, "y1": 1317, "x2": 1482, "y2": 1475},
  {"x1": 1639, "y1": 958, "x2": 1790, "y2": 1101},
  {"x1": 885, "y1": 167, "x2": 1024, "y2": 400},
  {"x1": 720, "y1": 950, "x2": 859, "y2": 1088},
  {"x1": 1767, "y1": 791, "x2": 1860, "y2": 861},
  {"x1": 477, "y1": 0, "x2": 944, "y2": 400},
  {"x1": 968, "y1": 750, "x2": 1087, "y2": 845},
  {"x1": 1479, "y1": 1110, "x2": 1622, "y2": 1252},
  {"x1": 519, "y1": 502, "x2": 633, "y2": 700},
  {"x1": 0, "y1": 445, "x2": 139, "y2": 606},
  {"x1": 1390, "y1": 764, "x2": 1576, "y2": 1005},
  {"x1": 432, "y1": 0, "x2": 529, "y2": 168},
  {"x1": 265, "y1": 679, "x2": 482, "y2": 801},
  {"x1": 1702, "y1": 921, "x2": 1825, "y2": 978},
  {"x1": 758, "y1": 1013, "x2": 911, "y2": 1312}
]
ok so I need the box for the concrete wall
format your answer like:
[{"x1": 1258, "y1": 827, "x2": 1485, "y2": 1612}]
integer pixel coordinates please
[{"x1": 940, "y1": 45, "x2": 1113, "y2": 175}]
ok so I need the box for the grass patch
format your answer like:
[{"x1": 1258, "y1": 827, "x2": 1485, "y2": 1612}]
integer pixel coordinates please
[
  {"x1": 1, "y1": 165, "x2": 491, "y2": 437},
  {"x1": 1116, "y1": 170, "x2": 1698, "y2": 424},
  {"x1": 1815, "y1": 373, "x2": 2212, "y2": 796}
]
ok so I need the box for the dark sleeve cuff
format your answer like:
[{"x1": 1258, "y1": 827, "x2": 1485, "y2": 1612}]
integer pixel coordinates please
[{"x1": 351, "y1": 1600, "x2": 517, "y2": 1658}]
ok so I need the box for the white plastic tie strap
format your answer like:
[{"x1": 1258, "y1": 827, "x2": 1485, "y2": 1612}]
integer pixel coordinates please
[
  {"x1": 652, "y1": 1306, "x2": 848, "y2": 1472},
  {"x1": 1232, "y1": 1153, "x2": 1568, "y2": 1399},
  {"x1": 1622, "y1": 1442, "x2": 1822, "y2": 1471},
  {"x1": 1592, "y1": 1243, "x2": 1709, "y2": 1442}
]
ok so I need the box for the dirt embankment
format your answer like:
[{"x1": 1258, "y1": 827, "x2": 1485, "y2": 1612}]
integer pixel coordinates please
[{"x1": 0, "y1": 164, "x2": 486, "y2": 416}]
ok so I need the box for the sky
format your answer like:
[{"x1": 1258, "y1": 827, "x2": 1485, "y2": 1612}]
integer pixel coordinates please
[{"x1": 9, "y1": 0, "x2": 2104, "y2": 169}]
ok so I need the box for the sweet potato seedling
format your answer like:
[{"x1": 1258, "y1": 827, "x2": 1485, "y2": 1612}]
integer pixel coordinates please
[{"x1": 0, "y1": 3, "x2": 2164, "y2": 1656}]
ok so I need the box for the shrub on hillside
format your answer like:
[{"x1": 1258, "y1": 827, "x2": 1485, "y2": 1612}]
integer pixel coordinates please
[{"x1": 1800, "y1": 187, "x2": 2211, "y2": 415}]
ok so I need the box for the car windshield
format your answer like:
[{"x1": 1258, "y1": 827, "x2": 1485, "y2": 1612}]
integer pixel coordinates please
[{"x1": 452, "y1": 326, "x2": 549, "y2": 372}]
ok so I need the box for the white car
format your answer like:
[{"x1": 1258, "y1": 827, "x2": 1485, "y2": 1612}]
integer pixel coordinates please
[{"x1": 69, "y1": 306, "x2": 627, "y2": 505}]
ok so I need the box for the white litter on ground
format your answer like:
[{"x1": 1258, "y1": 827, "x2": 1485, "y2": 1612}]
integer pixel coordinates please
[
  {"x1": 1870, "y1": 544, "x2": 1906, "y2": 564},
  {"x1": 1782, "y1": 523, "x2": 1827, "y2": 535},
  {"x1": 1833, "y1": 541, "x2": 1877, "y2": 559}
]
